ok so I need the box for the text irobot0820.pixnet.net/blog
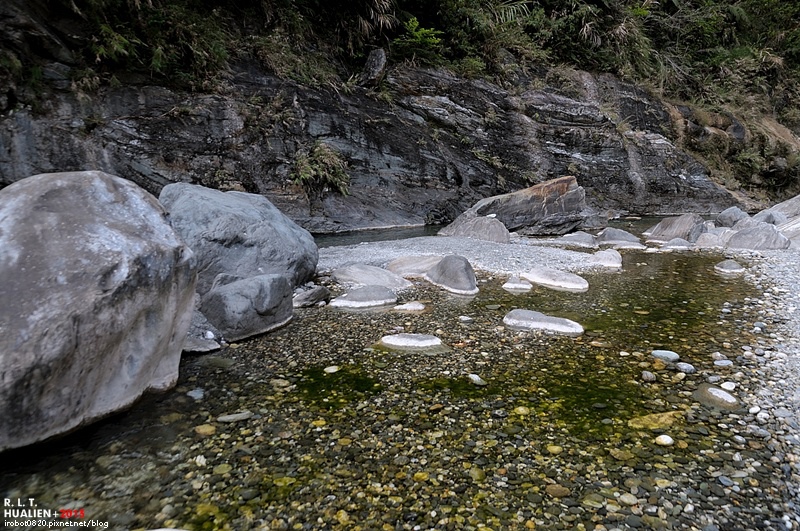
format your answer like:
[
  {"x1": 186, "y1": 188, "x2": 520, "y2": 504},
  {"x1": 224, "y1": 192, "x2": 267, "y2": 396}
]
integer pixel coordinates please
[{"x1": 4, "y1": 497, "x2": 109, "y2": 528}]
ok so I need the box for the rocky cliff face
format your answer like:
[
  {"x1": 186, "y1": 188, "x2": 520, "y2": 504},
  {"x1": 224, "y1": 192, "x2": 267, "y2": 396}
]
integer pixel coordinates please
[{"x1": 0, "y1": 53, "x2": 742, "y2": 232}]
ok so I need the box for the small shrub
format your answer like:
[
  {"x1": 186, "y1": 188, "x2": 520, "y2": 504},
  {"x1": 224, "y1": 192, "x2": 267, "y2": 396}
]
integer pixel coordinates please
[
  {"x1": 292, "y1": 142, "x2": 350, "y2": 197},
  {"x1": 391, "y1": 17, "x2": 444, "y2": 65}
]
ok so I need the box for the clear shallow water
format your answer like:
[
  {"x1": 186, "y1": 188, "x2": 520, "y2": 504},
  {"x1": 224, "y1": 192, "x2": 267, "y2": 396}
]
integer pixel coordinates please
[
  {"x1": 1, "y1": 248, "x2": 777, "y2": 530},
  {"x1": 313, "y1": 225, "x2": 444, "y2": 248}
]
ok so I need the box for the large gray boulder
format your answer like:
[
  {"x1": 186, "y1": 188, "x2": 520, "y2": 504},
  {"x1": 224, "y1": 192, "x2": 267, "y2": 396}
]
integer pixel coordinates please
[
  {"x1": 726, "y1": 223, "x2": 791, "y2": 250},
  {"x1": 0, "y1": 171, "x2": 197, "y2": 451},
  {"x1": 200, "y1": 274, "x2": 293, "y2": 341},
  {"x1": 645, "y1": 213, "x2": 706, "y2": 243},
  {"x1": 424, "y1": 255, "x2": 479, "y2": 295},
  {"x1": 715, "y1": 206, "x2": 749, "y2": 228},
  {"x1": 438, "y1": 216, "x2": 510, "y2": 243},
  {"x1": 439, "y1": 176, "x2": 596, "y2": 237},
  {"x1": 753, "y1": 208, "x2": 788, "y2": 225},
  {"x1": 159, "y1": 183, "x2": 317, "y2": 294}
]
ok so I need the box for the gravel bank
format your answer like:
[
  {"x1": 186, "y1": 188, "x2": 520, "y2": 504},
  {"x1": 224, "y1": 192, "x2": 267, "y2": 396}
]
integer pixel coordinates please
[
  {"x1": 317, "y1": 235, "x2": 607, "y2": 275},
  {"x1": 743, "y1": 248, "x2": 800, "y2": 512}
]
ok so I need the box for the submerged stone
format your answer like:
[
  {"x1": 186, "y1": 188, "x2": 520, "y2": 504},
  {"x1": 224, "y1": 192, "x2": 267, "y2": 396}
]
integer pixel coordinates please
[
  {"x1": 330, "y1": 285, "x2": 397, "y2": 308},
  {"x1": 628, "y1": 410, "x2": 683, "y2": 430},
  {"x1": 467, "y1": 374, "x2": 488, "y2": 386},
  {"x1": 502, "y1": 309, "x2": 584, "y2": 336},
  {"x1": 520, "y1": 267, "x2": 589, "y2": 293},
  {"x1": 693, "y1": 383, "x2": 740, "y2": 410},
  {"x1": 714, "y1": 259, "x2": 745, "y2": 276},
  {"x1": 378, "y1": 333, "x2": 448, "y2": 353},
  {"x1": 502, "y1": 275, "x2": 533, "y2": 293},
  {"x1": 651, "y1": 349, "x2": 680, "y2": 362},
  {"x1": 393, "y1": 301, "x2": 427, "y2": 312}
]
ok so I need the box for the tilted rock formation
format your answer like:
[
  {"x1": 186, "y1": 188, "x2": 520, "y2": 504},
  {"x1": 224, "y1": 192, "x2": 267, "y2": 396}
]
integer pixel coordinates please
[{"x1": 440, "y1": 176, "x2": 595, "y2": 236}]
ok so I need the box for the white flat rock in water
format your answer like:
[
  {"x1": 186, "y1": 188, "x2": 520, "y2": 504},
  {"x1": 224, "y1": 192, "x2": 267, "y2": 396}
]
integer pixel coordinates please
[
  {"x1": 329, "y1": 285, "x2": 397, "y2": 308},
  {"x1": 217, "y1": 411, "x2": 253, "y2": 423},
  {"x1": 714, "y1": 259, "x2": 745, "y2": 276},
  {"x1": 520, "y1": 267, "x2": 589, "y2": 293},
  {"x1": 651, "y1": 349, "x2": 680, "y2": 362},
  {"x1": 503, "y1": 309, "x2": 584, "y2": 336},
  {"x1": 378, "y1": 333, "x2": 447, "y2": 352},
  {"x1": 393, "y1": 301, "x2": 427, "y2": 312},
  {"x1": 502, "y1": 275, "x2": 533, "y2": 293},
  {"x1": 606, "y1": 241, "x2": 647, "y2": 250},
  {"x1": 332, "y1": 264, "x2": 413, "y2": 290},
  {"x1": 590, "y1": 249, "x2": 623, "y2": 269}
]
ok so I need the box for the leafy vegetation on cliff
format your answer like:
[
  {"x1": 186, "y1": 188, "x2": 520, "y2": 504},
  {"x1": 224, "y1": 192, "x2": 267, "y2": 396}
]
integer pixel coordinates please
[
  {"x1": 25, "y1": 0, "x2": 798, "y2": 105},
  {"x1": 2, "y1": 0, "x2": 799, "y2": 197}
]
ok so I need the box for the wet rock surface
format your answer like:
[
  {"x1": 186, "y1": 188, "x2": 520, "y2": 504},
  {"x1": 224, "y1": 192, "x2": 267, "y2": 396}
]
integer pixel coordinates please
[{"x1": 4, "y1": 241, "x2": 800, "y2": 530}]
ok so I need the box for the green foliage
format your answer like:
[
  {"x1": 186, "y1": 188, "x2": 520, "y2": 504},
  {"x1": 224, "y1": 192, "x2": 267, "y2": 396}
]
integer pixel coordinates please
[
  {"x1": 59, "y1": 0, "x2": 230, "y2": 89},
  {"x1": 246, "y1": 32, "x2": 341, "y2": 86},
  {"x1": 391, "y1": 17, "x2": 444, "y2": 64},
  {"x1": 292, "y1": 142, "x2": 351, "y2": 197}
]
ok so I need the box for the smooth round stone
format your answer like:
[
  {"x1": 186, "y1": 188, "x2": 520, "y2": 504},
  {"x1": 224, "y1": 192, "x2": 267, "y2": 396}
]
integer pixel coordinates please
[
  {"x1": 324, "y1": 365, "x2": 340, "y2": 374},
  {"x1": 720, "y1": 381, "x2": 736, "y2": 391},
  {"x1": 424, "y1": 255, "x2": 479, "y2": 295},
  {"x1": 194, "y1": 424, "x2": 216, "y2": 436},
  {"x1": 379, "y1": 333, "x2": 444, "y2": 351},
  {"x1": 619, "y1": 493, "x2": 638, "y2": 506},
  {"x1": 467, "y1": 373, "x2": 488, "y2": 386},
  {"x1": 641, "y1": 370, "x2": 657, "y2": 382},
  {"x1": 520, "y1": 267, "x2": 589, "y2": 293},
  {"x1": 655, "y1": 434, "x2": 674, "y2": 446},
  {"x1": 547, "y1": 444, "x2": 563, "y2": 455},
  {"x1": 675, "y1": 362, "x2": 696, "y2": 374},
  {"x1": 714, "y1": 359, "x2": 734, "y2": 367},
  {"x1": 693, "y1": 383, "x2": 740, "y2": 410},
  {"x1": 503, "y1": 309, "x2": 584, "y2": 337},
  {"x1": 652, "y1": 349, "x2": 680, "y2": 362}
]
